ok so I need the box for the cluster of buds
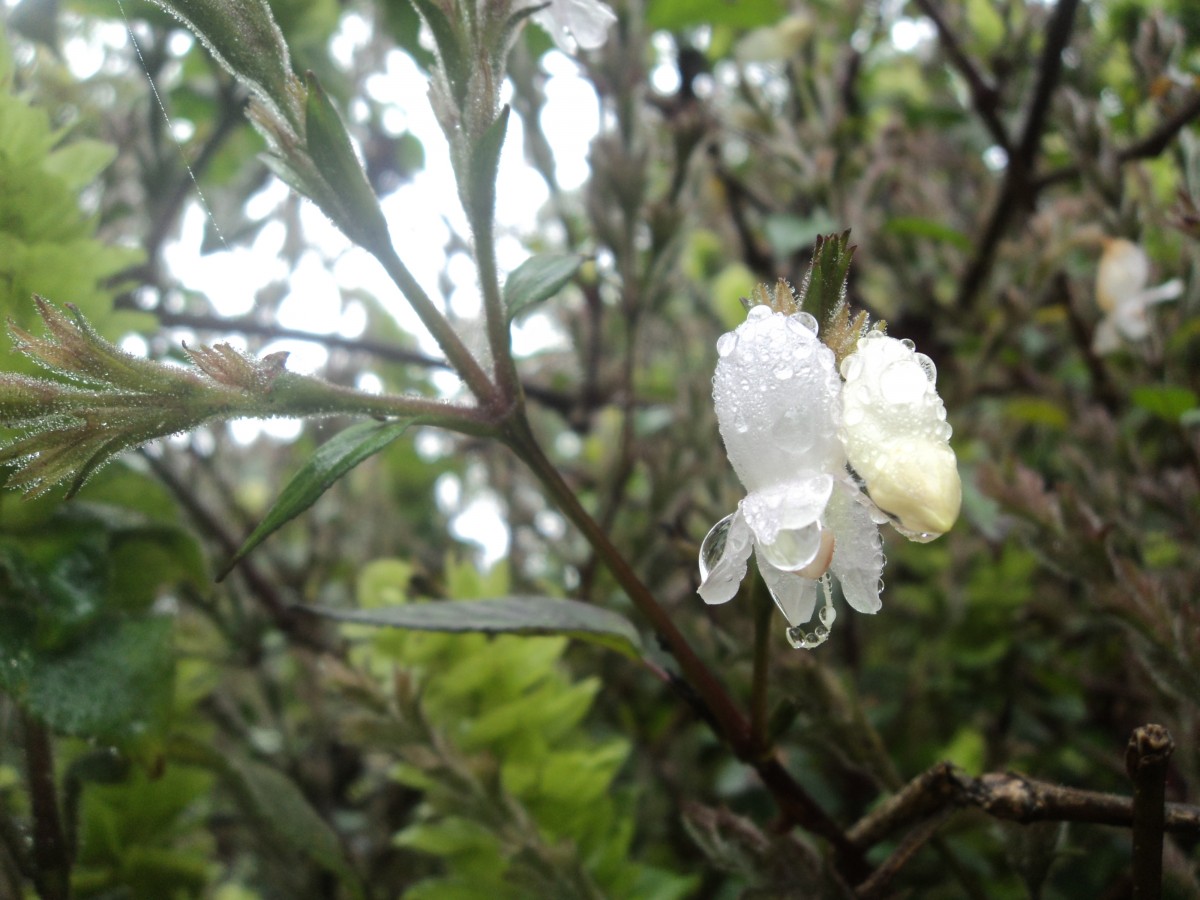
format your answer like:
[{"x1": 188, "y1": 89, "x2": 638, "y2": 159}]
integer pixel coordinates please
[
  {"x1": 0, "y1": 298, "x2": 319, "y2": 498},
  {"x1": 698, "y1": 241, "x2": 961, "y2": 649}
]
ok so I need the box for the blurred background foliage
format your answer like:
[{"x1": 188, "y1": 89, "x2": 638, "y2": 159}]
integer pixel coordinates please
[{"x1": 0, "y1": 0, "x2": 1199, "y2": 897}]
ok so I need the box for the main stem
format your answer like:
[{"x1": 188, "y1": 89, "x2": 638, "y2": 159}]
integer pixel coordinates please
[{"x1": 500, "y1": 411, "x2": 869, "y2": 874}]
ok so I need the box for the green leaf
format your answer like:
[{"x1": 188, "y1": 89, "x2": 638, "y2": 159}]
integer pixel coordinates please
[
  {"x1": 882, "y1": 216, "x2": 973, "y2": 252},
  {"x1": 145, "y1": 0, "x2": 302, "y2": 130},
  {"x1": 503, "y1": 253, "x2": 583, "y2": 323},
  {"x1": 219, "y1": 419, "x2": 414, "y2": 578},
  {"x1": 303, "y1": 70, "x2": 391, "y2": 251},
  {"x1": 303, "y1": 596, "x2": 644, "y2": 659},
  {"x1": 1131, "y1": 385, "x2": 1199, "y2": 423},
  {"x1": 468, "y1": 105, "x2": 511, "y2": 225},
  {"x1": 176, "y1": 743, "x2": 362, "y2": 896},
  {"x1": 20, "y1": 617, "x2": 174, "y2": 745}
]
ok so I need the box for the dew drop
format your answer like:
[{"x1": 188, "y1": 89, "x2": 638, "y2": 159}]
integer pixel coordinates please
[
  {"x1": 747, "y1": 305, "x2": 772, "y2": 320},
  {"x1": 698, "y1": 514, "x2": 734, "y2": 581},
  {"x1": 788, "y1": 311, "x2": 819, "y2": 335},
  {"x1": 716, "y1": 332, "x2": 739, "y2": 358},
  {"x1": 819, "y1": 605, "x2": 837, "y2": 628},
  {"x1": 900, "y1": 337, "x2": 916, "y2": 350},
  {"x1": 773, "y1": 365, "x2": 793, "y2": 380}
]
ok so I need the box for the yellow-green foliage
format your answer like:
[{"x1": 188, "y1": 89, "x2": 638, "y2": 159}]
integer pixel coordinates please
[
  {"x1": 354, "y1": 557, "x2": 695, "y2": 900},
  {"x1": 0, "y1": 32, "x2": 146, "y2": 372}
]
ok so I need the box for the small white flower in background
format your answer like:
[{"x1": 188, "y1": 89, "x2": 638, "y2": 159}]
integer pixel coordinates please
[
  {"x1": 529, "y1": 0, "x2": 617, "y2": 52},
  {"x1": 1093, "y1": 237, "x2": 1184, "y2": 354},
  {"x1": 698, "y1": 308, "x2": 960, "y2": 649}
]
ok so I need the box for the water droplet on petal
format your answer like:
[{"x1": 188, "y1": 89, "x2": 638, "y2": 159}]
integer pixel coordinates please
[
  {"x1": 747, "y1": 305, "x2": 772, "y2": 320},
  {"x1": 716, "y1": 332, "x2": 739, "y2": 357},
  {"x1": 774, "y1": 365, "x2": 793, "y2": 380},
  {"x1": 819, "y1": 605, "x2": 836, "y2": 628},
  {"x1": 788, "y1": 312, "x2": 819, "y2": 335},
  {"x1": 698, "y1": 514, "x2": 734, "y2": 581},
  {"x1": 900, "y1": 337, "x2": 916, "y2": 350}
]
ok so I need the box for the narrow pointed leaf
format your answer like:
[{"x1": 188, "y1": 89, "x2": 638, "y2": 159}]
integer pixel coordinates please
[
  {"x1": 468, "y1": 105, "x2": 511, "y2": 223},
  {"x1": 219, "y1": 419, "x2": 414, "y2": 579},
  {"x1": 303, "y1": 71, "x2": 390, "y2": 252},
  {"x1": 504, "y1": 253, "x2": 584, "y2": 323},
  {"x1": 302, "y1": 596, "x2": 644, "y2": 659}
]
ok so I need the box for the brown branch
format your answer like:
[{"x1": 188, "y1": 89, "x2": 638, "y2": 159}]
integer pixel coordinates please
[
  {"x1": 855, "y1": 808, "x2": 955, "y2": 899},
  {"x1": 913, "y1": 0, "x2": 1009, "y2": 151},
  {"x1": 848, "y1": 761, "x2": 1200, "y2": 854},
  {"x1": 1036, "y1": 90, "x2": 1200, "y2": 190},
  {"x1": 1126, "y1": 724, "x2": 1175, "y2": 899},
  {"x1": 955, "y1": 0, "x2": 1081, "y2": 309},
  {"x1": 22, "y1": 713, "x2": 70, "y2": 900}
]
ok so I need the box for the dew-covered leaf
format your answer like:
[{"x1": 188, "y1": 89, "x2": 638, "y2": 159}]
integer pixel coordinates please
[{"x1": 303, "y1": 596, "x2": 643, "y2": 659}]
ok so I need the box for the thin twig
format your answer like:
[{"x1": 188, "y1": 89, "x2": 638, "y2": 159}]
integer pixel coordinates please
[
  {"x1": 855, "y1": 808, "x2": 956, "y2": 899},
  {"x1": 22, "y1": 712, "x2": 70, "y2": 900},
  {"x1": 913, "y1": 0, "x2": 1010, "y2": 151},
  {"x1": 1126, "y1": 724, "x2": 1174, "y2": 899},
  {"x1": 1036, "y1": 91, "x2": 1200, "y2": 190},
  {"x1": 955, "y1": 0, "x2": 1081, "y2": 309}
]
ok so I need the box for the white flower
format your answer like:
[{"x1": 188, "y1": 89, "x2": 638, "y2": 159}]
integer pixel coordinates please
[
  {"x1": 1093, "y1": 237, "x2": 1184, "y2": 354},
  {"x1": 698, "y1": 307, "x2": 884, "y2": 646},
  {"x1": 529, "y1": 0, "x2": 617, "y2": 52},
  {"x1": 839, "y1": 333, "x2": 960, "y2": 539},
  {"x1": 698, "y1": 310, "x2": 960, "y2": 648}
]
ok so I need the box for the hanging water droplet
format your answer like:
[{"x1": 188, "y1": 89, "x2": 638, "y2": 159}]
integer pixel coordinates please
[
  {"x1": 814, "y1": 624, "x2": 829, "y2": 639},
  {"x1": 787, "y1": 311, "x2": 819, "y2": 335},
  {"x1": 698, "y1": 513, "x2": 734, "y2": 581},
  {"x1": 819, "y1": 604, "x2": 836, "y2": 628},
  {"x1": 716, "y1": 332, "x2": 739, "y2": 358}
]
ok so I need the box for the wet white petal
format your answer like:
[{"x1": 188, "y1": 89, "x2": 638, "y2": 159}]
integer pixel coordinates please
[
  {"x1": 825, "y1": 487, "x2": 883, "y2": 615},
  {"x1": 757, "y1": 549, "x2": 820, "y2": 626},
  {"x1": 713, "y1": 309, "x2": 844, "y2": 493}
]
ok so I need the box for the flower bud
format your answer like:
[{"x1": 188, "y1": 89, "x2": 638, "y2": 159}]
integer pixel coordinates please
[{"x1": 839, "y1": 333, "x2": 960, "y2": 539}]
